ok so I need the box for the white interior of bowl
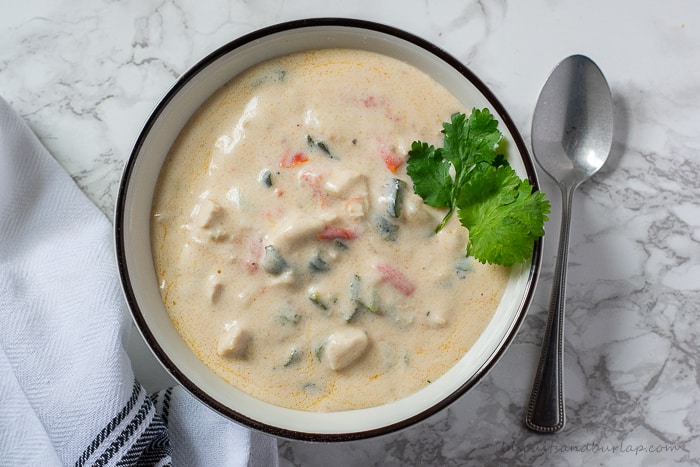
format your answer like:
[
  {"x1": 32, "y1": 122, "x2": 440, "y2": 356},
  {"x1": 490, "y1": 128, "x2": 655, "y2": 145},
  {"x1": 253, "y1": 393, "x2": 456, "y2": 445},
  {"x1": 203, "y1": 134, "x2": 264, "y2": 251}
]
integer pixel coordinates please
[{"x1": 119, "y1": 22, "x2": 534, "y2": 437}]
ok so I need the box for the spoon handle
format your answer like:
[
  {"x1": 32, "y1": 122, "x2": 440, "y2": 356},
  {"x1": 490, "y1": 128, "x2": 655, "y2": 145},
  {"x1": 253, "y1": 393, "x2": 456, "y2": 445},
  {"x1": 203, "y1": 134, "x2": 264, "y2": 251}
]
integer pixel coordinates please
[{"x1": 525, "y1": 183, "x2": 577, "y2": 433}]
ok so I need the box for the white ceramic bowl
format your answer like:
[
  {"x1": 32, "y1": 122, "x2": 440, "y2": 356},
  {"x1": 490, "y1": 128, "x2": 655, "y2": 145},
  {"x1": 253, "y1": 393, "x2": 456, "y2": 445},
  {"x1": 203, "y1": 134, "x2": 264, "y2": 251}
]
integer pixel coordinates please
[{"x1": 115, "y1": 18, "x2": 542, "y2": 441}]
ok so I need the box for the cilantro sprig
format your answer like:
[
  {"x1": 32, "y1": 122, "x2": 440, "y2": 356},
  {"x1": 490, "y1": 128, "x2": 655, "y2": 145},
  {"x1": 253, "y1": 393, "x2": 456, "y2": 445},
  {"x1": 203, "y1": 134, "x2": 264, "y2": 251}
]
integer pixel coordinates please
[{"x1": 407, "y1": 108, "x2": 550, "y2": 266}]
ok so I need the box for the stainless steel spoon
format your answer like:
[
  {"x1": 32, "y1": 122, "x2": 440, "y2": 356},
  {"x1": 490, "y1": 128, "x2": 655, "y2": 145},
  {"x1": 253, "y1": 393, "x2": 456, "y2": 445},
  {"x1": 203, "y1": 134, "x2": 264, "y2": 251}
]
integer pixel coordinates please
[{"x1": 524, "y1": 55, "x2": 613, "y2": 433}]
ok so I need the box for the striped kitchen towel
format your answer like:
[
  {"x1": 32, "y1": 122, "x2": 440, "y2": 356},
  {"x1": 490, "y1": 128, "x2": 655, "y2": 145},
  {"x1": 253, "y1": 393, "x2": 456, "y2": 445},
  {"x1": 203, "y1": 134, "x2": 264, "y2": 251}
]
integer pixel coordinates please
[{"x1": 0, "y1": 96, "x2": 278, "y2": 466}]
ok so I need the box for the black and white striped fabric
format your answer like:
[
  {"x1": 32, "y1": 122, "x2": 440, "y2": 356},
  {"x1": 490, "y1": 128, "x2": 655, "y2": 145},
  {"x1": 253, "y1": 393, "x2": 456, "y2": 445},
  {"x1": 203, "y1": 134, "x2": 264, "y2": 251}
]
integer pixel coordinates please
[
  {"x1": 0, "y1": 97, "x2": 278, "y2": 466},
  {"x1": 74, "y1": 382, "x2": 171, "y2": 467}
]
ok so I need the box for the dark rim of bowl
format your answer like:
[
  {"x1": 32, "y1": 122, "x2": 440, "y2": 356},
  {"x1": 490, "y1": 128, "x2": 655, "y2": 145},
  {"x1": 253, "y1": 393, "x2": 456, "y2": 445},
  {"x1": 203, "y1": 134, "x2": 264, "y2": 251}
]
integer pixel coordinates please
[{"x1": 115, "y1": 17, "x2": 542, "y2": 442}]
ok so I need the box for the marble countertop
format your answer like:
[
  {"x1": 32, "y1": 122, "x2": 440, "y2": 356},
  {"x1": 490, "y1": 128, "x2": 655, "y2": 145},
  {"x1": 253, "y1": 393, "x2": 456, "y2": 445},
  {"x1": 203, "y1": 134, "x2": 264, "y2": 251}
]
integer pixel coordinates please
[{"x1": 3, "y1": 1, "x2": 699, "y2": 465}]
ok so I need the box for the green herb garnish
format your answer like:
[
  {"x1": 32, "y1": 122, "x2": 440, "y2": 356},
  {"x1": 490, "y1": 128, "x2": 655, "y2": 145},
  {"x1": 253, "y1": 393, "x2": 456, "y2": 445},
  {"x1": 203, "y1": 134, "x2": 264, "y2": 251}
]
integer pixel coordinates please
[{"x1": 407, "y1": 108, "x2": 550, "y2": 266}]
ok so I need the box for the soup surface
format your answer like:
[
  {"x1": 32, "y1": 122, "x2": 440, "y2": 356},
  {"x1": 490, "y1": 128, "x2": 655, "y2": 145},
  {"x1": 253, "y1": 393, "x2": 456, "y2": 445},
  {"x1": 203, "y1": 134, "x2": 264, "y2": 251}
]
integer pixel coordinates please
[{"x1": 151, "y1": 48, "x2": 510, "y2": 411}]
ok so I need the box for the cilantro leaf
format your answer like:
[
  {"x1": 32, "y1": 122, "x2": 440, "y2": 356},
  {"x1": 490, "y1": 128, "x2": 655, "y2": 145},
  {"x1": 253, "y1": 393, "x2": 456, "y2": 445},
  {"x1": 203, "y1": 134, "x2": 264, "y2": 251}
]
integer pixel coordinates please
[
  {"x1": 442, "y1": 109, "x2": 502, "y2": 172},
  {"x1": 405, "y1": 141, "x2": 453, "y2": 208},
  {"x1": 458, "y1": 165, "x2": 549, "y2": 265},
  {"x1": 407, "y1": 109, "x2": 550, "y2": 266}
]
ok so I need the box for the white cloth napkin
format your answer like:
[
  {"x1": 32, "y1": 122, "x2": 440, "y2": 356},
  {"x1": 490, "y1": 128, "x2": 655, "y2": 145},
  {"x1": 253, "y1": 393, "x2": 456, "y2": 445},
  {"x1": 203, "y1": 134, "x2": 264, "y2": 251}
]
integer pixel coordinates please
[{"x1": 0, "y1": 97, "x2": 279, "y2": 467}]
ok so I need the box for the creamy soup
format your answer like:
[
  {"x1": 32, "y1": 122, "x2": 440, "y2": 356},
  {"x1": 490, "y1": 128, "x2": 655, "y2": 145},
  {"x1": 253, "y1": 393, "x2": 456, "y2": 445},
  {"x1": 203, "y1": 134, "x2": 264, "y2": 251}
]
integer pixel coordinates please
[{"x1": 151, "y1": 48, "x2": 510, "y2": 411}]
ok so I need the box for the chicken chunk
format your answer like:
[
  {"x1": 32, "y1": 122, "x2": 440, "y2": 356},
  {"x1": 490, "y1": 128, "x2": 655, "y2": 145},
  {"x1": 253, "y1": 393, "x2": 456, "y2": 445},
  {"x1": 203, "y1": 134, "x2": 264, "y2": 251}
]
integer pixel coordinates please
[
  {"x1": 217, "y1": 321, "x2": 251, "y2": 358},
  {"x1": 344, "y1": 195, "x2": 368, "y2": 218},
  {"x1": 401, "y1": 192, "x2": 440, "y2": 227},
  {"x1": 190, "y1": 198, "x2": 229, "y2": 241},
  {"x1": 191, "y1": 198, "x2": 224, "y2": 229},
  {"x1": 324, "y1": 169, "x2": 368, "y2": 199},
  {"x1": 206, "y1": 274, "x2": 224, "y2": 304},
  {"x1": 325, "y1": 328, "x2": 369, "y2": 371},
  {"x1": 265, "y1": 214, "x2": 327, "y2": 252}
]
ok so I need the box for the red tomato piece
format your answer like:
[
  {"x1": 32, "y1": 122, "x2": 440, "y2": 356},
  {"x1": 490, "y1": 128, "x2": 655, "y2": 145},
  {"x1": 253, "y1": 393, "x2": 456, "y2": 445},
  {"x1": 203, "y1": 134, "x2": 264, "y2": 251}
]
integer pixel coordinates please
[
  {"x1": 382, "y1": 153, "x2": 404, "y2": 173},
  {"x1": 375, "y1": 263, "x2": 416, "y2": 296},
  {"x1": 280, "y1": 152, "x2": 309, "y2": 168},
  {"x1": 317, "y1": 225, "x2": 358, "y2": 240},
  {"x1": 376, "y1": 137, "x2": 404, "y2": 173}
]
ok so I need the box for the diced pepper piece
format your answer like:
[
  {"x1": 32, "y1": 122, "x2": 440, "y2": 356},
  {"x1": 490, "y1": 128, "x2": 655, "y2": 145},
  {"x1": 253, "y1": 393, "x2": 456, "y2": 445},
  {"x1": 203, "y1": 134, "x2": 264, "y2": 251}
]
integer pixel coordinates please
[
  {"x1": 454, "y1": 257, "x2": 472, "y2": 279},
  {"x1": 308, "y1": 287, "x2": 330, "y2": 311},
  {"x1": 333, "y1": 239, "x2": 349, "y2": 250},
  {"x1": 382, "y1": 178, "x2": 407, "y2": 218},
  {"x1": 261, "y1": 245, "x2": 288, "y2": 275},
  {"x1": 259, "y1": 169, "x2": 273, "y2": 187},
  {"x1": 376, "y1": 137, "x2": 405, "y2": 173},
  {"x1": 309, "y1": 253, "x2": 329, "y2": 273},
  {"x1": 313, "y1": 342, "x2": 325, "y2": 362},
  {"x1": 349, "y1": 274, "x2": 362, "y2": 303},
  {"x1": 306, "y1": 134, "x2": 335, "y2": 159},
  {"x1": 276, "y1": 309, "x2": 301, "y2": 326},
  {"x1": 346, "y1": 274, "x2": 380, "y2": 322},
  {"x1": 375, "y1": 216, "x2": 399, "y2": 242},
  {"x1": 284, "y1": 348, "x2": 301, "y2": 367},
  {"x1": 280, "y1": 152, "x2": 309, "y2": 168},
  {"x1": 375, "y1": 263, "x2": 416, "y2": 296},
  {"x1": 382, "y1": 152, "x2": 404, "y2": 173},
  {"x1": 317, "y1": 225, "x2": 358, "y2": 240},
  {"x1": 346, "y1": 274, "x2": 363, "y2": 322}
]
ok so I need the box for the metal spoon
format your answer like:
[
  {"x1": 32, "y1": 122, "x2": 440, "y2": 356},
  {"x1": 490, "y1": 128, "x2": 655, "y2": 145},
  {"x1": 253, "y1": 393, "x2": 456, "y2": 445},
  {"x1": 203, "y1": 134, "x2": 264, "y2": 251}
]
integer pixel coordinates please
[{"x1": 524, "y1": 55, "x2": 613, "y2": 433}]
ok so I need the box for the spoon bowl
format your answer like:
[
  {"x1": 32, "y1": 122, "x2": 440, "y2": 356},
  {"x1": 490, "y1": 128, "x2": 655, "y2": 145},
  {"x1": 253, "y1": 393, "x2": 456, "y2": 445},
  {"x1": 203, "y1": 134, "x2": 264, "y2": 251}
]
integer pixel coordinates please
[
  {"x1": 524, "y1": 55, "x2": 613, "y2": 433},
  {"x1": 531, "y1": 55, "x2": 613, "y2": 186}
]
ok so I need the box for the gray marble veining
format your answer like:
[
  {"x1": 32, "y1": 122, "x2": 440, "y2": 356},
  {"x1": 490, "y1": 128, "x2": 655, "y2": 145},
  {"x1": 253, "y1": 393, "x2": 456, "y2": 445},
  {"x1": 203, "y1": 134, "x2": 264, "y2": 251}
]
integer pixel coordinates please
[{"x1": 2, "y1": 0, "x2": 699, "y2": 464}]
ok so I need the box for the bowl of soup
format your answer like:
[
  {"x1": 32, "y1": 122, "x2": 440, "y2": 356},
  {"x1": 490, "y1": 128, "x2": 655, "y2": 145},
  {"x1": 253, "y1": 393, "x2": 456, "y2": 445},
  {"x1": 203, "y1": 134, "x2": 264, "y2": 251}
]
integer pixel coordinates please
[{"x1": 115, "y1": 18, "x2": 542, "y2": 441}]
